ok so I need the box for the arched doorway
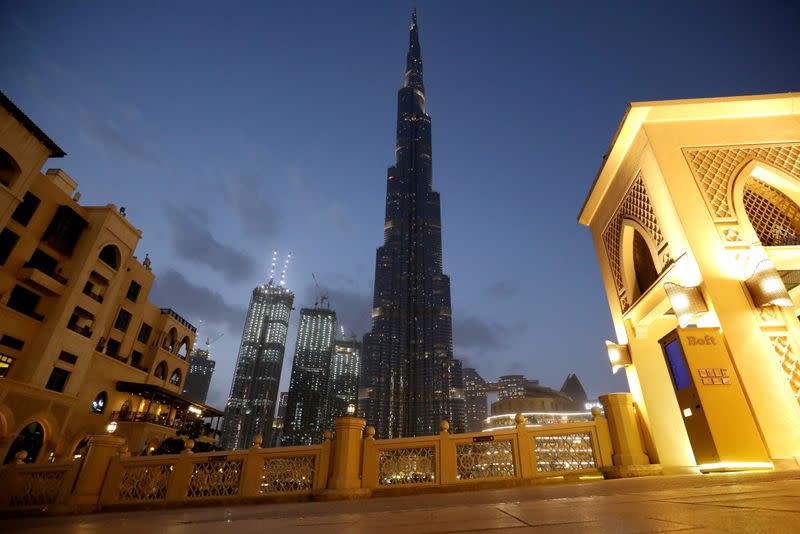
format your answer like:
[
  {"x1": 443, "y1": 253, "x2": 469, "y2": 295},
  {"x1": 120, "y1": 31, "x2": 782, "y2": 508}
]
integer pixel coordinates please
[{"x1": 3, "y1": 422, "x2": 45, "y2": 464}]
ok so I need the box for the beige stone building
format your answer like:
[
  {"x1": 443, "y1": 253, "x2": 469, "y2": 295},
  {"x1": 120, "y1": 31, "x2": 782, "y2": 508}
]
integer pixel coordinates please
[
  {"x1": 0, "y1": 92, "x2": 221, "y2": 463},
  {"x1": 579, "y1": 93, "x2": 800, "y2": 472}
]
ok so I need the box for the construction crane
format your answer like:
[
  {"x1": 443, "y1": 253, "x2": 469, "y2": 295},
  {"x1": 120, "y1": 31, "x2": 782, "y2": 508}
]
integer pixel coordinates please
[
  {"x1": 312, "y1": 273, "x2": 329, "y2": 309},
  {"x1": 205, "y1": 332, "x2": 224, "y2": 349}
]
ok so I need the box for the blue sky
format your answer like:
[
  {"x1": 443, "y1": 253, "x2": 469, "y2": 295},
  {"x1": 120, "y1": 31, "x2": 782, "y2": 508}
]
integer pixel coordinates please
[{"x1": 2, "y1": 1, "x2": 798, "y2": 409}]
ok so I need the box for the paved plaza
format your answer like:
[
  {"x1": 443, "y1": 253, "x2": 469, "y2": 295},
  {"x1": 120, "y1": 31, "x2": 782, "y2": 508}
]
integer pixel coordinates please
[{"x1": 3, "y1": 470, "x2": 800, "y2": 533}]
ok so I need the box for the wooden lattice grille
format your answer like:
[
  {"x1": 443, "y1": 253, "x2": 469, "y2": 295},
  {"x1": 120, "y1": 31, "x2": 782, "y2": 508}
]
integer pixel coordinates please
[{"x1": 743, "y1": 180, "x2": 800, "y2": 247}]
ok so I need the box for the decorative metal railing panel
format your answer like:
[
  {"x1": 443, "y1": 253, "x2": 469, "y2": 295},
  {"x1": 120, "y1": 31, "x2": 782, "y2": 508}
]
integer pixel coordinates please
[
  {"x1": 8, "y1": 469, "x2": 66, "y2": 508},
  {"x1": 187, "y1": 459, "x2": 242, "y2": 498},
  {"x1": 456, "y1": 440, "x2": 515, "y2": 480},
  {"x1": 118, "y1": 464, "x2": 173, "y2": 502},
  {"x1": 378, "y1": 446, "x2": 436, "y2": 485},
  {"x1": 260, "y1": 455, "x2": 315, "y2": 493},
  {"x1": 534, "y1": 432, "x2": 596, "y2": 472}
]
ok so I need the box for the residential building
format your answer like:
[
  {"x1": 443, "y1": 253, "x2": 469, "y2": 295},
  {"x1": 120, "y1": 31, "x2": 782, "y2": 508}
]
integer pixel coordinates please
[
  {"x1": 462, "y1": 367, "x2": 488, "y2": 433},
  {"x1": 0, "y1": 92, "x2": 221, "y2": 463},
  {"x1": 268, "y1": 391, "x2": 288, "y2": 448},
  {"x1": 220, "y1": 282, "x2": 293, "y2": 450},
  {"x1": 282, "y1": 307, "x2": 336, "y2": 446},
  {"x1": 182, "y1": 347, "x2": 216, "y2": 403},
  {"x1": 361, "y1": 8, "x2": 466, "y2": 438},
  {"x1": 325, "y1": 338, "x2": 361, "y2": 426}
]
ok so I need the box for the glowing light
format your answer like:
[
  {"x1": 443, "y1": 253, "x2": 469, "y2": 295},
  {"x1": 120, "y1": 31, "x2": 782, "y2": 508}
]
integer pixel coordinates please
[
  {"x1": 698, "y1": 461, "x2": 773, "y2": 472},
  {"x1": 605, "y1": 340, "x2": 632, "y2": 374},
  {"x1": 106, "y1": 421, "x2": 118, "y2": 433},
  {"x1": 188, "y1": 406, "x2": 202, "y2": 416},
  {"x1": 347, "y1": 403, "x2": 356, "y2": 416},
  {"x1": 745, "y1": 259, "x2": 794, "y2": 307},
  {"x1": 664, "y1": 283, "x2": 709, "y2": 327},
  {"x1": 683, "y1": 408, "x2": 692, "y2": 418}
]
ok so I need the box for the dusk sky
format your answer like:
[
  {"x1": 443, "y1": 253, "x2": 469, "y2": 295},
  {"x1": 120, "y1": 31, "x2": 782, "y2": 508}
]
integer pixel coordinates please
[{"x1": 2, "y1": 1, "x2": 798, "y2": 409}]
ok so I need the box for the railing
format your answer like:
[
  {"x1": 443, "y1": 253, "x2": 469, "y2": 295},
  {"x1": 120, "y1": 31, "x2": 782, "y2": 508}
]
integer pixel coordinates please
[
  {"x1": 23, "y1": 262, "x2": 68, "y2": 285},
  {"x1": 159, "y1": 308, "x2": 197, "y2": 333},
  {"x1": 82, "y1": 287, "x2": 104, "y2": 303},
  {"x1": 110, "y1": 411, "x2": 216, "y2": 437},
  {"x1": 0, "y1": 411, "x2": 616, "y2": 515},
  {"x1": 100, "y1": 438, "x2": 329, "y2": 507},
  {"x1": 67, "y1": 323, "x2": 93, "y2": 338},
  {"x1": 362, "y1": 415, "x2": 611, "y2": 490}
]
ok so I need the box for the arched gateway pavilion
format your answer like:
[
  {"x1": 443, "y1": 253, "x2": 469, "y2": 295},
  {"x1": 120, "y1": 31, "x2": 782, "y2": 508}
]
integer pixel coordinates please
[{"x1": 579, "y1": 93, "x2": 800, "y2": 472}]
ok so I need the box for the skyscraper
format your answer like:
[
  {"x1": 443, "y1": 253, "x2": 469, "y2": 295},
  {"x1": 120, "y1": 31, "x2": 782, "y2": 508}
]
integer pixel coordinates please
[
  {"x1": 281, "y1": 307, "x2": 337, "y2": 446},
  {"x1": 361, "y1": 9, "x2": 466, "y2": 438},
  {"x1": 325, "y1": 338, "x2": 361, "y2": 425},
  {"x1": 220, "y1": 282, "x2": 294, "y2": 450},
  {"x1": 462, "y1": 368, "x2": 488, "y2": 433},
  {"x1": 268, "y1": 392, "x2": 288, "y2": 448},
  {"x1": 182, "y1": 347, "x2": 216, "y2": 403}
]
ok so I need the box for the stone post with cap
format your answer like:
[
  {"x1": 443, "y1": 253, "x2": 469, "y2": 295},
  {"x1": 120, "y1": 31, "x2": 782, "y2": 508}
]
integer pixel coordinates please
[{"x1": 318, "y1": 415, "x2": 370, "y2": 500}]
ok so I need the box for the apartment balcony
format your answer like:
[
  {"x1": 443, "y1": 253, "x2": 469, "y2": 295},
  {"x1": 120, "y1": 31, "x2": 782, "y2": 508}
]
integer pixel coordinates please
[
  {"x1": 160, "y1": 308, "x2": 197, "y2": 333},
  {"x1": 82, "y1": 287, "x2": 104, "y2": 304},
  {"x1": 18, "y1": 265, "x2": 66, "y2": 296},
  {"x1": 67, "y1": 323, "x2": 93, "y2": 338}
]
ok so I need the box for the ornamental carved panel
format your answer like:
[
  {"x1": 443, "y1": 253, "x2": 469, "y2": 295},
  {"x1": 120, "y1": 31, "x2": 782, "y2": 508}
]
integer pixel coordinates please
[
  {"x1": 683, "y1": 143, "x2": 800, "y2": 220},
  {"x1": 602, "y1": 173, "x2": 670, "y2": 312}
]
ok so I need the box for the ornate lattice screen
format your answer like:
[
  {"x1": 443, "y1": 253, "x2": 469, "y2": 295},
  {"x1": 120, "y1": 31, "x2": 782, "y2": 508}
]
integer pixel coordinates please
[{"x1": 743, "y1": 180, "x2": 800, "y2": 247}]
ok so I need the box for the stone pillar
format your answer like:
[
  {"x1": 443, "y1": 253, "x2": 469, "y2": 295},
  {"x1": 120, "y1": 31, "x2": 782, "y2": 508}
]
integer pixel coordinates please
[
  {"x1": 318, "y1": 416, "x2": 370, "y2": 500},
  {"x1": 599, "y1": 393, "x2": 651, "y2": 466},
  {"x1": 69, "y1": 433, "x2": 126, "y2": 512}
]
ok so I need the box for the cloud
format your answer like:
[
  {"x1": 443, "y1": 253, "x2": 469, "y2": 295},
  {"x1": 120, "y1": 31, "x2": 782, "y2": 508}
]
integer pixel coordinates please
[
  {"x1": 149, "y1": 268, "x2": 246, "y2": 335},
  {"x1": 221, "y1": 174, "x2": 280, "y2": 239},
  {"x1": 453, "y1": 315, "x2": 510, "y2": 351},
  {"x1": 79, "y1": 111, "x2": 166, "y2": 169},
  {"x1": 164, "y1": 204, "x2": 258, "y2": 282},
  {"x1": 484, "y1": 280, "x2": 516, "y2": 299}
]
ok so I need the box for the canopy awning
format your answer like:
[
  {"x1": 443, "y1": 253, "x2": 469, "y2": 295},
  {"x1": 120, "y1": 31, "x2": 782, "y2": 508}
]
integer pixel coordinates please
[{"x1": 115, "y1": 381, "x2": 224, "y2": 417}]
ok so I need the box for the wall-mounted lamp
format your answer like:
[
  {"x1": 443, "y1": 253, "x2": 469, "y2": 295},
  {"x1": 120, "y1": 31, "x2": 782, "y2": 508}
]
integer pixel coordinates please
[
  {"x1": 347, "y1": 403, "x2": 356, "y2": 416},
  {"x1": 664, "y1": 282, "x2": 708, "y2": 327},
  {"x1": 605, "y1": 340, "x2": 632, "y2": 374},
  {"x1": 745, "y1": 259, "x2": 794, "y2": 308},
  {"x1": 106, "y1": 421, "x2": 118, "y2": 434}
]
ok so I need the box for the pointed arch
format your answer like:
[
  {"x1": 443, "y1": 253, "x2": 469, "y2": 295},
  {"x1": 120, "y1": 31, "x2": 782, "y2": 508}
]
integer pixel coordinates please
[{"x1": 620, "y1": 218, "x2": 662, "y2": 303}]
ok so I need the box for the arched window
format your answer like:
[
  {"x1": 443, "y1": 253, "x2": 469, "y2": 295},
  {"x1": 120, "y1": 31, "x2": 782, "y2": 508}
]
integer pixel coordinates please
[
  {"x1": 91, "y1": 391, "x2": 107, "y2": 414},
  {"x1": 169, "y1": 369, "x2": 182, "y2": 386},
  {"x1": 154, "y1": 361, "x2": 167, "y2": 379},
  {"x1": 3, "y1": 422, "x2": 44, "y2": 464},
  {"x1": 0, "y1": 148, "x2": 21, "y2": 188},
  {"x1": 99, "y1": 244, "x2": 120, "y2": 270},
  {"x1": 163, "y1": 328, "x2": 178, "y2": 352},
  {"x1": 742, "y1": 179, "x2": 800, "y2": 247},
  {"x1": 176, "y1": 337, "x2": 191, "y2": 359},
  {"x1": 633, "y1": 231, "x2": 659, "y2": 296}
]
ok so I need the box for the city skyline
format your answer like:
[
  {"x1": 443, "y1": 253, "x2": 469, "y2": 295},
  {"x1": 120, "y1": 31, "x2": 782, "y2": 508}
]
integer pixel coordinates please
[{"x1": 3, "y1": 1, "x2": 797, "y2": 411}]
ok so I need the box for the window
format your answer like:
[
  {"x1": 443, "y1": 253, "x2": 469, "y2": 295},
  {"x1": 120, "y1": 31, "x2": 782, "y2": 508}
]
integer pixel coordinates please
[
  {"x1": 91, "y1": 392, "x2": 107, "y2": 414},
  {"x1": 154, "y1": 361, "x2": 167, "y2": 379},
  {"x1": 0, "y1": 148, "x2": 21, "y2": 188},
  {"x1": 0, "y1": 229, "x2": 19, "y2": 265},
  {"x1": 169, "y1": 369, "x2": 182, "y2": 386},
  {"x1": 743, "y1": 179, "x2": 800, "y2": 247},
  {"x1": 57, "y1": 351, "x2": 78, "y2": 365},
  {"x1": 98, "y1": 244, "x2": 120, "y2": 270},
  {"x1": 633, "y1": 231, "x2": 659, "y2": 296},
  {"x1": 130, "y1": 350, "x2": 143, "y2": 368},
  {"x1": 137, "y1": 323, "x2": 152, "y2": 344},
  {"x1": 10, "y1": 192, "x2": 40, "y2": 226},
  {"x1": 105, "y1": 338, "x2": 121, "y2": 358},
  {"x1": 45, "y1": 367, "x2": 70, "y2": 392},
  {"x1": 26, "y1": 249, "x2": 59, "y2": 277},
  {"x1": 126, "y1": 281, "x2": 142, "y2": 302},
  {"x1": 42, "y1": 205, "x2": 87, "y2": 255},
  {"x1": 7, "y1": 285, "x2": 43, "y2": 320},
  {"x1": 0, "y1": 335, "x2": 24, "y2": 350},
  {"x1": 0, "y1": 354, "x2": 14, "y2": 377},
  {"x1": 114, "y1": 309, "x2": 132, "y2": 332}
]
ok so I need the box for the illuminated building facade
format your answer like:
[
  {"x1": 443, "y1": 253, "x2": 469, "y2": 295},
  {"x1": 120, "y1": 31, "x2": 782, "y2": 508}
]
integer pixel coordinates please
[
  {"x1": 182, "y1": 347, "x2": 215, "y2": 403},
  {"x1": 220, "y1": 283, "x2": 293, "y2": 450},
  {"x1": 282, "y1": 307, "x2": 336, "y2": 446},
  {"x1": 462, "y1": 367, "x2": 488, "y2": 433},
  {"x1": 268, "y1": 391, "x2": 288, "y2": 448},
  {"x1": 325, "y1": 338, "x2": 361, "y2": 424},
  {"x1": 0, "y1": 92, "x2": 220, "y2": 463},
  {"x1": 361, "y1": 8, "x2": 466, "y2": 438},
  {"x1": 579, "y1": 93, "x2": 800, "y2": 471}
]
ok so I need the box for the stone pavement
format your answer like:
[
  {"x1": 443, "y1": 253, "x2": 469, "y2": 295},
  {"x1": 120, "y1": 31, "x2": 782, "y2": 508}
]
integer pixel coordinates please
[{"x1": 3, "y1": 470, "x2": 800, "y2": 533}]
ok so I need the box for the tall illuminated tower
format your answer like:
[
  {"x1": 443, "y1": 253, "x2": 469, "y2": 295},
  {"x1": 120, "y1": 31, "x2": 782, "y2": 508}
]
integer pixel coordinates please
[
  {"x1": 361, "y1": 9, "x2": 466, "y2": 438},
  {"x1": 281, "y1": 307, "x2": 337, "y2": 446},
  {"x1": 220, "y1": 253, "x2": 294, "y2": 450}
]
